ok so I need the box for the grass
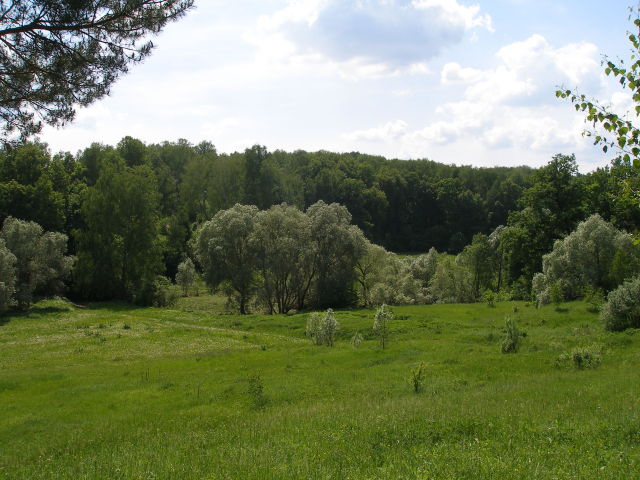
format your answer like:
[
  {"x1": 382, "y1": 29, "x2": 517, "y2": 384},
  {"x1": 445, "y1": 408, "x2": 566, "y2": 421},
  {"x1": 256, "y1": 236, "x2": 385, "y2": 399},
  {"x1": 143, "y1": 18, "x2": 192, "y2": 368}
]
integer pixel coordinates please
[{"x1": 1, "y1": 297, "x2": 640, "y2": 479}]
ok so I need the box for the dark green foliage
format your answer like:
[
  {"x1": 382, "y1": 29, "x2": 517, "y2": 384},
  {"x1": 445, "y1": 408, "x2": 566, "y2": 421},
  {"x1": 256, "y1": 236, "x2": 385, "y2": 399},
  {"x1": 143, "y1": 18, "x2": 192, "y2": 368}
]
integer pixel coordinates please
[
  {"x1": 74, "y1": 156, "x2": 163, "y2": 302},
  {"x1": 0, "y1": 0, "x2": 194, "y2": 144}
]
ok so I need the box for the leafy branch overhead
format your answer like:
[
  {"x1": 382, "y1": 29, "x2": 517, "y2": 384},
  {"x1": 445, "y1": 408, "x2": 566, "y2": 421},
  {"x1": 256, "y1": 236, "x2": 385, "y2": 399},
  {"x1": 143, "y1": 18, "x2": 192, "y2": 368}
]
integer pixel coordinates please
[
  {"x1": 0, "y1": 0, "x2": 194, "y2": 144},
  {"x1": 556, "y1": 14, "x2": 640, "y2": 163}
]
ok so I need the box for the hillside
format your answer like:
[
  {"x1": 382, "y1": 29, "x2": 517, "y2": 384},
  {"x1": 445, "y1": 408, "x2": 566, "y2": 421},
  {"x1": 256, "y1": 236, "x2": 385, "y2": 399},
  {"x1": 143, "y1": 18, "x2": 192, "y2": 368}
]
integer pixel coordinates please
[{"x1": 1, "y1": 297, "x2": 639, "y2": 479}]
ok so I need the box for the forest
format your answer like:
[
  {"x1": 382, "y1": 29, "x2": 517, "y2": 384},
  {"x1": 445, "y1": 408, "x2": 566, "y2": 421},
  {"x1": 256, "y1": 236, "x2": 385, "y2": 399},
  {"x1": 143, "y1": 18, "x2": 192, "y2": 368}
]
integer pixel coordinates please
[{"x1": 0, "y1": 137, "x2": 639, "y2": 328}]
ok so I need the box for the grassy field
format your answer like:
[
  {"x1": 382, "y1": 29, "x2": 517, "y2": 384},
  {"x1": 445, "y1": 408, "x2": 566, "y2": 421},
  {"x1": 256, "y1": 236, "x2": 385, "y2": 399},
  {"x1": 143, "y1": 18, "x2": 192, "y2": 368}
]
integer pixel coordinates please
[{"x1": 1, "y1": 296, "x2": 639, "y2": 479}]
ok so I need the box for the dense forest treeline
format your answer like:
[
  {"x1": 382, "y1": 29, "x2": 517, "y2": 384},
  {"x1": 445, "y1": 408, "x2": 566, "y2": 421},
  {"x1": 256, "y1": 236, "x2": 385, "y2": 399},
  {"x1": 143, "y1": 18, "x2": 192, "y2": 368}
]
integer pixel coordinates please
[{"x1": 0, "y1": 137, "x2": 639, "y2": 310}]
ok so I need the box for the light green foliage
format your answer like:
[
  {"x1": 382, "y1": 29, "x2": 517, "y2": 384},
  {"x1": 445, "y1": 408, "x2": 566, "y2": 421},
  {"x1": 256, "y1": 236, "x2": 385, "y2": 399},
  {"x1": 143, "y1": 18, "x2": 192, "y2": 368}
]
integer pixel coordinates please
[
  {"x1": 305, "y1": 312, "x2": 323, "y2": 346},
  {"x1": 307, "y1": 200, "x2": 364, "y2": 308},
  {"x1": 251, "y1": 204, "x2": 313, "y2": 313},
  {"x1": 428, "y1": 256, "x2": 474, "y2": 304},
  {"x1": 410, "y1": 362, "x2": 426, "y2": 394},
  {"x1": 556, "y1": 10, "x2": 640, "y2": 206},
  {"x1": 305, "y1": 309, "x2": 339, "y2": 347},
  {"x1": 457, "y1": 233, "x2": 495, "y2": 300},
  {"x1": 373, "y1": 303, "x2": 394, "y2": 349},
  {"x1": 501, "y1": 316, "x2": 522, "y2": 354},
  {"x1": 354, "y1": 240, "x2": 388, "y2": 306},
  {"x1": 557, "y1": 345, "x2": 603, "y2": 370},
  {"x1": 0, "y1": 217, "x2": 73, "y2": 308},
  {"x1": 194, "y1": 204, "x2": 259, "y2": 314},
  {"x1": 582, "y1": 286, "x2": 605, "y2": 313},
  {"x1": 149, "y1": 276, "x2": 179, "y2": 307},
  {"x1": 483, "y1": 290, "x2": 497, "y2": 308},
  {"x1": 549, "y1": 281, "x2": 565, "y2": 311},
  {"x1": 369, "y1": 253, "x2": 430, "y2": 306},
  {"x1": 0, "y1": 239, "x2": 16, "y2": 312},
  {"x1": 601, "y1": 276, "x2": 640, "y2": 331},
  {"x1": 350, "y1": 331, "x2": 364, "y2": 348},
  {"x1": 175, "y1": 258, "x2": 196, "y2": 296},
  {"x1": 533, "y1": 215, "x2": 637, "y2": 306}
]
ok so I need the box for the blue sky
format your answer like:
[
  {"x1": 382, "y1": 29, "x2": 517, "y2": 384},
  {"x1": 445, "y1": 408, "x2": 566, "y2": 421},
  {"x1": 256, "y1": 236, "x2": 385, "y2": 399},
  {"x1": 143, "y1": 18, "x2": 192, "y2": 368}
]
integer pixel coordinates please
[{"x1": 41, "y1": 0, "x2": 634, "y2": 170}]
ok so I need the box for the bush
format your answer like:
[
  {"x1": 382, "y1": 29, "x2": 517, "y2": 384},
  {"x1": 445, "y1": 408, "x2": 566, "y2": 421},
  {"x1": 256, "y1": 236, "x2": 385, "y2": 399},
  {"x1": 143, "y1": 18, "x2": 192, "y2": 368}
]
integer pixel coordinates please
[
  {"x1": 305, "y1": 309, "x2": 339, "y2": 346},
  {"x1": 582, "y1": 285, "x2": 605, "y2": 313},
  {"x1": 556, "y1": 344, "x2": 602, "y2": 369},
  {"x1": 601, "y1": 276, "x2": 640, "y2": 331},
  {"x1": 373, "y1": 304, "x2": 394, "y2": 349},
  {"x1": 350, "y1": 332, "x2": 364, "y2": 348},
  {"x1": 501, "y1": 316, "x2": 523, "y2": 353},
  {"x1": 150, "y1": 276, "x2": 180, "y2": 307}
]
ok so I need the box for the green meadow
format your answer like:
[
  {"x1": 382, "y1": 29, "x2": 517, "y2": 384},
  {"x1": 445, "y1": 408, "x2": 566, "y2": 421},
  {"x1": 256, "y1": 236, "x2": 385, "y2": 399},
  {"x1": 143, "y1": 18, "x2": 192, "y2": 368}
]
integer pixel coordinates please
[{"x1": 1, "y1": 297, "x2": 639, "y2": 479}]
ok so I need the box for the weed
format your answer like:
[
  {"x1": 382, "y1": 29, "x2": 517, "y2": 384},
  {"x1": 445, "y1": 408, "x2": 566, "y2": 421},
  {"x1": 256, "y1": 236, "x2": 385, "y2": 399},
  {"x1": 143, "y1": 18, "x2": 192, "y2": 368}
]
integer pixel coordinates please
[
  {"x1": 247, "y1": 374, "x2": 267, "y2": 410},
  {"x1": 501, "y1": 316, "x2": 523, "y2": 354},
  {"x1": 410, "y1": 362, "x2": 426, "y2": 393}
]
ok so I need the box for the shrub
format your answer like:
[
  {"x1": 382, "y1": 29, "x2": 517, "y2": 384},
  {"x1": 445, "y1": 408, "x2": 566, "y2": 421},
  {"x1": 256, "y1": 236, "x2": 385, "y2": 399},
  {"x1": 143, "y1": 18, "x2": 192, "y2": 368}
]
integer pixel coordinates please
[
  {"x1": 556, "y1": 344, "x2": 602, "y2": 369},
  {"x1": 582, "y1": 285, "x2": 605, "y2": 313},
  {"x1": 482, "y1": 290, "x2": 496, "y2": 308},
  {"x1": 305, "y1": 309, "x2": 339, "y2": 346},
  {"x1": 350, "y1": 332, "x2": 364, "y2": 348},
  {"x1": 373, "y1": 304, "x2": 394, "y2": 349},
  {"x1": 501, "y1": 316, "x2": 523, "y2": 353},
  {"x1": 601, "y1": 276, "x2": 640, "y2": 331},
  {"x1": 175, "y1": 258, "x2": 196, "y2": 296},
  {"x1": 151, "y1": 276, "x2": 180, "y2": 307}
]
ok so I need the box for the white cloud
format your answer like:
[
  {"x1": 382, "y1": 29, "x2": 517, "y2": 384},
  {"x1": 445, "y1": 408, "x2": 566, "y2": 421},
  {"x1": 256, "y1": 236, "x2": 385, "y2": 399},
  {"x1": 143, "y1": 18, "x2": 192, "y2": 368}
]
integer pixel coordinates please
[
  {"x1": 342, "y1": 34, "x2": 608, "y2": 165},
  {"x1": 343, "y1": 120, "x2": 408, "y2": 141},
  {"x1": 253, "y1": 0, "x2": 493, "y2": 73}
]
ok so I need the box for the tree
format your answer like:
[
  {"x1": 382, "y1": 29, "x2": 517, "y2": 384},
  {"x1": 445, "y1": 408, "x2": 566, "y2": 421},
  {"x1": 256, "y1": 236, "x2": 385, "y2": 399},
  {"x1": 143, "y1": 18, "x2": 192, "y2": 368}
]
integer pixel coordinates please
[
  {"x1": 0, "y1": 216, "x2": 73, "y2": 308},
  {"x1": 307, "y1": 200, "x2": 365, "y2": 308},
  {"x1": 193, "y1": 204, "x2": 259, "y2": 314},
  {"x1": 0, "y1": 238, "x2": 16, "y2": 313},
  {"x1": 251, "y1": 204, "x2": 313, "y2": 314},
  {"x1": 373, "y1": 304, "x2": 393, "y2": 349},
  {"x1": 532, "y1": 215, "x2": 637, "y2": 305},
  {"x1": 0, "y1": 0, "x2": 194, "y2": 143},
  {"x1": 175, "y1": 258, "x2": 196, "y2": 297},
  {"x1": 74, "y1": 155, "x2": 162, "y2": 301},
  {"x1": 354, "y1": 239, "x2": 388, "y2": 307},
  {"x1": 504, "y1": 154, "x2": 585, "y2": 286}
]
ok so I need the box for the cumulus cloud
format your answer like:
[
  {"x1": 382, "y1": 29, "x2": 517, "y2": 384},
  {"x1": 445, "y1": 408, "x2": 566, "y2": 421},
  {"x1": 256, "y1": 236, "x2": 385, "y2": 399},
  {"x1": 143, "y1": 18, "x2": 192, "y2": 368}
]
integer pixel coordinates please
[
  {"x1": 343, "y1": 120, "x2": 408, "y2": 141},
  {"x1": 343, "y1": 34, "x2": 607, "y2": 163},
  {"x1": 254, "y1": 0, "x2": 493, "y2": 70}
]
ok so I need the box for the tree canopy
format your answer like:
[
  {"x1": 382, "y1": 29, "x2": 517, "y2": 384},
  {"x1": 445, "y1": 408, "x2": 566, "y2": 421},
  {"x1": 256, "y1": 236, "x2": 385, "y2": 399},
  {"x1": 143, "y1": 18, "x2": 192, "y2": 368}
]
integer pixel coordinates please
[{"x1": 0, "y1": 0, "x2": 194, "y2": 144}]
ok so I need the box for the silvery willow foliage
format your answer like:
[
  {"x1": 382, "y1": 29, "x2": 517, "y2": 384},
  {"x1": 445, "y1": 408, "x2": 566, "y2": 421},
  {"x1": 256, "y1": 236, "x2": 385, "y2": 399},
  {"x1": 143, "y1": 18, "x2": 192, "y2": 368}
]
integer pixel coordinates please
[
  {"x1": 373, "y1": 304, "x2": 394, "y2": 349},
  {"x1": 601, "y1": 276, "x2": 640, "y2": 331},
  {"x1": 0, "y1": 216, "x2": 73, "y2": 308},
  {"x1": 306, "y1": 309, "x2": 339, "y2": 347},
  {"x1": 532, "y1": 214, "x2": 637, "y2": 306},
  {"x1": 0, "y1": 239, "x2": 16, "y2": 312}
]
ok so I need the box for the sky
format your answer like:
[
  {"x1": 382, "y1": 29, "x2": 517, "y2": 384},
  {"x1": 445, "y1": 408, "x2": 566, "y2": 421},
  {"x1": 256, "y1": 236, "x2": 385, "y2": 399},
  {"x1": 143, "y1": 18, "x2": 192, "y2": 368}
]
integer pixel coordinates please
[{"x1": 40, "y1": 0, "x2": 636, "y2": 171}]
